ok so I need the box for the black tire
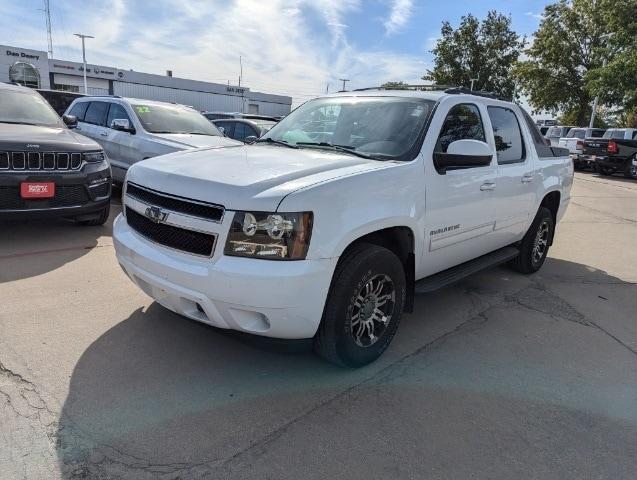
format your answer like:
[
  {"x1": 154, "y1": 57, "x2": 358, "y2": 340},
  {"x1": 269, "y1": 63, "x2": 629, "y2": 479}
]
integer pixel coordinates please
[
  {"x1": 75, "y1": 203, "x2": 110, "y2": 226},
  {"x1": 314, "y1": 243, "x2": 406, "y2": 367},
  {"x1": 624, "y1": 157, "x2": 637, "y2": 180},
  {"x1": 598, "y1": 166, "x2": 614, "y2": 176},
  {"x1": 508, "y1": 207, "x2": 554, "y2": 274},
  {"x1": 573, "y1": 160, "x2": 582, "y2": 170}
]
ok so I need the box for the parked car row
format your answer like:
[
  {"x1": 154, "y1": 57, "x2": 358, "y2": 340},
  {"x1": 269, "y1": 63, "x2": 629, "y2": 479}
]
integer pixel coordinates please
[{"x1": 539, "y1": 123, "x2": 637, "y2": 180}]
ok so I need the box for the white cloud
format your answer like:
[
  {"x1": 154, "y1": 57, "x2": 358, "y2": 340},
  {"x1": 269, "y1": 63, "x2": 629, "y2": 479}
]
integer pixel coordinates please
[
  {"x1": 0, "y1": 0, "x2": 426, "y2": 106},
  {"x1": 384, "y1": 0, "x2": 414, "y2": 36},
  {"x1": 525, "y1": 11, "x2": 543, "y2": 20}
]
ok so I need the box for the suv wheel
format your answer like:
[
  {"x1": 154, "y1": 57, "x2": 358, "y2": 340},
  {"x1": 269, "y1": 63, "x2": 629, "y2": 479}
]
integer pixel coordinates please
[
  {"x1": 598, "y1": 166, "x2": 614, "y2": 176},
  {"x1": 624, "y1": 157, "x2": 637, "y2": 179},
  {"x1": 75, "y1": 203, "x2": 110, "y2": 226},
  {"x1": 314, "y1": 243, "x2": 406, "y2": 367},
  {"x1": 509, "y1": 207, "x2": 554, "y2": 274}
]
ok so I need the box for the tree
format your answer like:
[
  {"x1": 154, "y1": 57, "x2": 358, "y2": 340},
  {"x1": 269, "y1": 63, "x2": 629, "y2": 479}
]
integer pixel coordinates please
[
  {"x1": 381, "y1": 81, "x2": 409, "y2": 89},
  {"x1": 513, "y1": 0, "x2": 615, "y2": 126},
  {"x1": 587, "y1": 0, "x2": 637, "y2": 111},
  {"x1": 424, "y1": 11, "x2": 524, "y2": 99}
]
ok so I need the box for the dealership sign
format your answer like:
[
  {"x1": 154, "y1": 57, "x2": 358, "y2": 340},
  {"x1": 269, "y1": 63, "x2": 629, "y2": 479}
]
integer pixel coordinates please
[{"x1": 6, "y1": 49, "x2": 40, "y2": 61}]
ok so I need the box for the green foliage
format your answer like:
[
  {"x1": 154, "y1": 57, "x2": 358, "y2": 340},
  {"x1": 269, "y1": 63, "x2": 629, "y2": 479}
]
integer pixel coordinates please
[
  {"x1": 424, "y1": 11, "x2": 525, "y2": 99},
  {"x1": 514, "y1": 0, "x2": 635, "y2": 126},
  {"x1": 381, "y1": 81, "x2": 410, "y2": 89}
]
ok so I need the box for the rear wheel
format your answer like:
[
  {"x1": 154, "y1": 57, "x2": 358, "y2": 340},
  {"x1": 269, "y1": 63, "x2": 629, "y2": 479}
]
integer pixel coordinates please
[
  {"x1": 314, "y1": 243, "x2": 406, "y2": 367},
  {"x1": 508, "y1": 207, "x2": 554, "y2": 274},
  {"x1": 598, "y1": 165, "x2": 614, "y2": 176},
  {"x1": 75, "y1": 203, "x2": 110, "y2": 226},
  {"x1": 624, "y1": 157, "x2": 637, "y2": 179}
]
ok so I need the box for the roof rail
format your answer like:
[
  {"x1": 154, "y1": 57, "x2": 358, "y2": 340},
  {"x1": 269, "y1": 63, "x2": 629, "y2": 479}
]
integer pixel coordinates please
[
  {"x1": 444, "y1": 87, "x2": 509, "y2": 101},
  {"x1": 353, "y1": 84, "x2": 453, "y2": 92},
  {"x1": 86, "y1": 94, "x2": 122, "y2": 98}
]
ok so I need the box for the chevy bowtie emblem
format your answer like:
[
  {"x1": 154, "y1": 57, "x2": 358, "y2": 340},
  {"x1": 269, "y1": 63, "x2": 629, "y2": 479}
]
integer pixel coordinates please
[{"x1": 145, "y1": 206, "x2": 168, "y2": 223}]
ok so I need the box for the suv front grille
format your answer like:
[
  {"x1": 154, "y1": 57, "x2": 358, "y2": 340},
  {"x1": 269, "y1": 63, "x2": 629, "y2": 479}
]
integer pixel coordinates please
[
  {"x1": 125, "y1": 207, "x2": 217, "y2": 256},
  {"x1": 0, "y1": 152, "x2": 83, "y2": 171},
  {"x1": 0, "y1": 185, "x2": 89, "y2": 210},
  {"x1": 126, "y1": 183, "x2": 224, "y2": 222}
]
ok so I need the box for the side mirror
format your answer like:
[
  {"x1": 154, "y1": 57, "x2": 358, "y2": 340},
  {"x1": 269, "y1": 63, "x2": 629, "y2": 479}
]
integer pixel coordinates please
[
  {"x1": 111, "y1": 118, "x2": 135, "y2": 134},
  {"x1": 433, "y1": 139, "x2": 493, "y2": 174},
  {"x1": 62, "y1": 114, "x2": 77, "y2": 129},
  {"x1": 244, "y1": 136, "x2": 258, "y2": 144},
  {"x1": 217, "y1": 126, "x2": 226, "y2": 135}
]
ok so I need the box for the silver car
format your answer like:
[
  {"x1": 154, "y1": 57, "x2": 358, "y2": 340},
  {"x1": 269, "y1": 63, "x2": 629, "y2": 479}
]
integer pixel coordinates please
[{"x1": 65, "y1": 97, "x2": 240, "y2": 183}]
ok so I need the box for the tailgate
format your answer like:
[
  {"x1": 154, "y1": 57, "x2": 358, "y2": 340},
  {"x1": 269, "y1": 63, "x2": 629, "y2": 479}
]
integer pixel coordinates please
[{"x1": 583, "y1": 139, "x2": 609, "y2": 156}]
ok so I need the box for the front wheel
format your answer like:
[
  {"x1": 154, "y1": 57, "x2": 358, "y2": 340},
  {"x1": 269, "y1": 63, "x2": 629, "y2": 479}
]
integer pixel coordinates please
[
  {"x1": 314, "y1": 244, "x2": 406, "y2": 367},
  {"x1": 598, "y1": 165, "x2": 614, "y2": 176},
  {"x1": 508, "y1": 207, "x2": 554, "y2": 274}
]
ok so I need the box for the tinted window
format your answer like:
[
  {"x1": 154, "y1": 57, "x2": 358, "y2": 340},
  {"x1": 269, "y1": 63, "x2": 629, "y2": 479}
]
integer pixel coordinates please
[
  {"x1": 633, "y1": 131, "x2": 637, "y2": 139},
  {"x1": 435, "y1": 104, "x2": 485, "y2": 153},
  {"x1": 84, "y1": 101, "x2": 109, "y2": 126},
  {"x1": 590, "y1": 129, "x2": 605, "y2": 138},
  {"x1": 603, "y1": 130, "x2": 626, "y2": 139},
  {"x1": 69, "y1": 101, "x2": 89, "y2": 122},
  {"x1": 566, "y1": 129, "x2": 585, "y2": 139},
  {"x1": 106, "y1": 103, "x2": 131, "y2": 128},
  {"x1": 234, "y1": 122, "x2": 258, "y2": 140},
  {"x1": 487, "y1": 107, "x2": 525, "y2": 164},
  {"x1": 215, "y1": 121, "x2": 235, "y2": 138}
]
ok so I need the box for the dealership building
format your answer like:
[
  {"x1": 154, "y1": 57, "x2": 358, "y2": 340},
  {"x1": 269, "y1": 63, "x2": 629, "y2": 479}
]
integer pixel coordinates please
[{"x1": 1, "y1": 44, "x2": 292, "y2": 116}]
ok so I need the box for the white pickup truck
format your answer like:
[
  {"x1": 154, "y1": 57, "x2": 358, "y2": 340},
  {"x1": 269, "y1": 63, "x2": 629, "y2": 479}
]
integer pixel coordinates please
[
  {"x1": 558, "y1": 127, "x2": 606, "y2": 169},
  {"x1": 113, "y1": 87, "x2": 573, "y2": 367}
]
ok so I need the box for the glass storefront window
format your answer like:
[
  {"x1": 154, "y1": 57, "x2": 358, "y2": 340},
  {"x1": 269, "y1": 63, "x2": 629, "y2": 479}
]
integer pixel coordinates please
[{"x1": 9, "y1": 62, "x2": 41, "y2": 89}]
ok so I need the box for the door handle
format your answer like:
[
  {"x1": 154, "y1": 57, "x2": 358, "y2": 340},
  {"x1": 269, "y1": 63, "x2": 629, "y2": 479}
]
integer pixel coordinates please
[
  {"x1": 480, "y1": 182, "x2": 496, "y2": 191},
  {"x1": 521, "y1": 173, "x2": 534, "y2": 183},
  {"x1": 100, "y1": 132, "x2": 109, "y2": 137}
]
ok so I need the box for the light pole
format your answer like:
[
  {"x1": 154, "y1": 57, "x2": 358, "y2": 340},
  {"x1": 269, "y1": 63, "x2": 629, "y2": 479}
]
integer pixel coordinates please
[
  {"x1": 470, "y1": 78, "x2": 478, "y2": 91},
  {"x1": 74, "y1": 33, "x2": 94, "y2": 94},
  {"x1": 590, "y1": 58, "x2": 608, "y2": 128}
]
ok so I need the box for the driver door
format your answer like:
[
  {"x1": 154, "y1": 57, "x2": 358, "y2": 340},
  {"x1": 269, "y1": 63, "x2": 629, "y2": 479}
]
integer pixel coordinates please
[{"x1": 420, "y1": 101, "x2": 500, "y2": 277}]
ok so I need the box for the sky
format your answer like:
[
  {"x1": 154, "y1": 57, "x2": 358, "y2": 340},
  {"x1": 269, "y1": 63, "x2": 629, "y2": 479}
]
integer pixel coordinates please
[{"x1": 0, "y1": 0, "x2": 554, "y2": 105}]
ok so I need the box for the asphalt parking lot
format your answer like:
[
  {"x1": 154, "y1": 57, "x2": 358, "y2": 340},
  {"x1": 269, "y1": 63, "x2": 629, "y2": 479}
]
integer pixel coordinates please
[{"x1": 1, "y1": 172, "x2": 636, "y2": 480}]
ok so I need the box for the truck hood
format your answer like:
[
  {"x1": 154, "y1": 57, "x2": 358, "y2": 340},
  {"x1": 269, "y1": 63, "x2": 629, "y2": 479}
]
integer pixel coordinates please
[
  {"x1": 0, "y1": 124, "x2": 101, "y2": 152},
  {"x1": 126, "y1": 144, "x2": 391, "y2": 211},
  {"x1": 149, "y1": 133, "x2": 240, "y2": 149}
]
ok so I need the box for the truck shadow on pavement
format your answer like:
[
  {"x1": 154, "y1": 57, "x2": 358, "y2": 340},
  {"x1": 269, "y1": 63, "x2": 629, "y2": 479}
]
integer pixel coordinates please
[
  {"x1": 0, "y1": 208, "x2": 118, "y2": 283},
  {"x1": 54, "y1": 258, "x2": 637, "y2": 479}
]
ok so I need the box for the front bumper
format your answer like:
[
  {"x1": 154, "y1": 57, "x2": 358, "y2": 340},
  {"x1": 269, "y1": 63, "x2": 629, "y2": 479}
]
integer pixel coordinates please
[
  {"x1": 113, "y1": 213, "x2": 338, "y2": 339},
  {"x1": 0, "y1": 160, "x2": 111, "y2": 219}
]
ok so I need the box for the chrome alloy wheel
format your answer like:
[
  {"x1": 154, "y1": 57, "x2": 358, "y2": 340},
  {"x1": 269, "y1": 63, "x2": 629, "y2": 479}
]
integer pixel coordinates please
[
  {"x1": 350, "y1": 274, "x2": 396, "y2": 348},
  {"x1": 532, "y1": 220, "x2": 550, "y2": 265}
]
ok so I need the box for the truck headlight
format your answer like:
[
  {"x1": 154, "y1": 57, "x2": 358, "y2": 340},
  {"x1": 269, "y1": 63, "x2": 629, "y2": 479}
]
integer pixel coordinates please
[
  {"x1": 224, "y1": 211, "x2": 313, "y2": 260},
  {"x1": 83, "y1": 151, "x2": 105, "y2": 163}
]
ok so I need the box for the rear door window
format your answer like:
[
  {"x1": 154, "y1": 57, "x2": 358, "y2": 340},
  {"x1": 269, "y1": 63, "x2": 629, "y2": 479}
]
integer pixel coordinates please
[
  {"x1": 69, "y1": 102, "x2": 89, "y2": 122},
  {"x1": 487, "y1": 107, "x2": 525, "y2": 164},
  {"x1": 84, "y1": 101, "x2": 109, "y2": 126},
  {"x1": 590, "y1": 129, "x2": 605, "y2": 138}
]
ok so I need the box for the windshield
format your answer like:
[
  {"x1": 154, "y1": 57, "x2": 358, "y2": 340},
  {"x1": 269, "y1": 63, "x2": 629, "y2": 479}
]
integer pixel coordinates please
[
  {"x1": 546, "y1": 126, "x2": 564, "y2": 137},
  {"x1": 0, "y1": 89, "x2": 64, "y2": 128},
  {"x1": 132, "y1": 104, "x2": 222, "y2": 135},
  {"x1": 603, "y1": 129, "x2": 626, "y2": 139},
  {"x1": 566, "y1": 129, "x2": 585, "y2": 139},
  {"x1": 262, "y1": 96, "x2": 436, "y2": 160}
]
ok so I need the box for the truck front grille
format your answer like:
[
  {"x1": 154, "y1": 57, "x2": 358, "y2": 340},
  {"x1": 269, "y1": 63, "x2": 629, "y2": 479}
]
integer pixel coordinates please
[
  {"x1": 0, "y1": 151, "x2": 83, "y2": 171},
  {"x1": 125, "y1": 207, "x2": 217, "y2": 256},
  {"x1": 126, "y1": 183, "x2": 224, "y2": 222}
]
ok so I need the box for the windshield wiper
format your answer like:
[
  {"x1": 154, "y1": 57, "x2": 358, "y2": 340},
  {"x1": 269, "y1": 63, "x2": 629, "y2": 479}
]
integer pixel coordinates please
[
  {"x1": 255, "y1": 137, "x2": 298, "y2": 148},
  {"x1": 295, "y1": 142, "x2": 374, "y2": 159},
  {"x1": 0, "y1": 121, "x2": 40, "y2": 126}
]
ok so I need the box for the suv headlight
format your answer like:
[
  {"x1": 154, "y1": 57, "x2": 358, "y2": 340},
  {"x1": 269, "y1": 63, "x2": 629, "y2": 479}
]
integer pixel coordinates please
[
  {"x1": 83, "y1": 151, "x2": 106, "y2": 163},
  {"x1": 224, "y1": 211, "x2": 313, "y2": 260}
]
